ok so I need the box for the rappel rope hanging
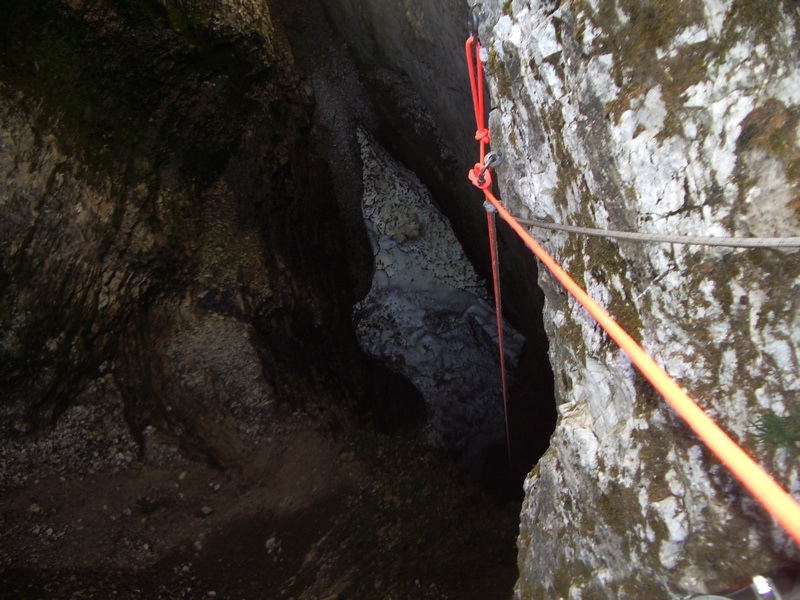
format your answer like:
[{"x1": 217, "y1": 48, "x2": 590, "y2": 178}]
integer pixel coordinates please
[
  {"x1": 466, "y1": 12, "x2": 512, "y2": 463},
  {"x1": 464, "y1": 9, "x2": 800, "y2": 545},
  {"x1": 485, "y1": 201, "x2": 512, "y2": 462}
]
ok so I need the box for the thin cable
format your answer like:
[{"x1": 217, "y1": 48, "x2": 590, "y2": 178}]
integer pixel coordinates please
[{"x1": 516, "y1": 217, "x2": 800, "y2": 249}]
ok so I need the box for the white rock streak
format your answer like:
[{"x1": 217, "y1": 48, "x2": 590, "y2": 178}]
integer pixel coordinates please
[{"x1": 353, "y1": 131, "x2": 524, "y2": 456}]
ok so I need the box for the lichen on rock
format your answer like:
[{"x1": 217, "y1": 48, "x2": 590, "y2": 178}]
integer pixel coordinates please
[{"x1": 482, "y1": 0, "x2": 800, "y2": 597}]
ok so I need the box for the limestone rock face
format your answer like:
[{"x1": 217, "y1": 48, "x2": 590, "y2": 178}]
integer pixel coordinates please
[
  {"x1": 354, "y1": 130, "x2": 524, "y2": 456},
  {"x1": 480, "y1": 0, "x2": 800, "y2": 597}
]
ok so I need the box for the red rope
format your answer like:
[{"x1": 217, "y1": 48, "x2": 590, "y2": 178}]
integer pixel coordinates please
[
  {"x1": 486, "y1": 206, "x2": 512, "y2": 462},
  {"x1": 465, "y1": 36, "x2": 489, "y2": 163},
  {"x1": 469, "y1": 34, "x2": 509, "y2": 459}
]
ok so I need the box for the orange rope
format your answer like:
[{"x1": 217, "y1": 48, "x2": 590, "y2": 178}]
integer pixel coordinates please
[
  {"x1": 483, "y1": 189, "x2": 800, "y2": 546},
  {"x1": 464, "y1": 30, "x2": 800, "y2": 545}
]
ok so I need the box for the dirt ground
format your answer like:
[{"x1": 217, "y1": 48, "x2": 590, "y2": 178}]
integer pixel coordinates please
[{"x1": 0, "y1": 405, "x2": 521, "y2": 599}]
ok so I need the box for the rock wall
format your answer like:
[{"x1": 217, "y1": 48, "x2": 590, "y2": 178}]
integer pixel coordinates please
[
  {"x1": 479, "y1": 0, "x2": 800, "y2": 597},
  {"x1": 0, "y1": 0, "x2": 421, "y2": 468},
  {"x1": 1, "y1": 3, "x2": 525, "y2": 596},
  {"x1": 314, "y1": 0, "x2": 557, "y2": 481},
  {"x1": 354, "y1": 129, "x2": 525, "y2": 460}
]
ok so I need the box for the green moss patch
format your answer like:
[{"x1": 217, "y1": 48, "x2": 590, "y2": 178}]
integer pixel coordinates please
[
  {"x1": 751, "y1": 409, "x2": 800, "y2": 452},
  {"x1": 724, "y1": 0, "x2": 800, "y2": 46},
  {"x1": 563, "y1": 232, "x2": 644, "y2": 343},
  {"x1": 591, "y1": 0, "x2": 707, "y2": 126},
  {"x1": 487, "y1": 46, "x2": 514, "y2": 101}
]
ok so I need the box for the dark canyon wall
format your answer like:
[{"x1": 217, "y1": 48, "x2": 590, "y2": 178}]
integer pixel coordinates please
[
  {"x1": 312, "y1": 0, "x2": 558, "y2": 475},
  {"x1": 0, "y1": 0, "x2": 422, "y2": 467}
]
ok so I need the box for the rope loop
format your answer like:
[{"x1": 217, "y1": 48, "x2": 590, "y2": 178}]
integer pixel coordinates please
[{"x1": 485, "y1": 206, "x2": 511, "y2": 461}]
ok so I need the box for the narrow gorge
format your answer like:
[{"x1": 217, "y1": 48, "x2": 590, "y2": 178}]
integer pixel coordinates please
[{"x1": 1, "y1": 0, "x2": 799, "y2": 598}]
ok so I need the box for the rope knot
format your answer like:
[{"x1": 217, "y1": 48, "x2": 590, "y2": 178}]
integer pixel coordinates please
[
  {"x1": 469, "y1": 162, "x2": 492, "y2": 190},
  {"x1": 474, "y1": 128, "x2": 490, "y2": 144}
]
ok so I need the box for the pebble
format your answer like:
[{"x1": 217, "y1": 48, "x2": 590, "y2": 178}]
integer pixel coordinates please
[
  {"x1": 264, "y1": 536, "x2": 281, "y2": 555},
  {"x1": 200, "y1": 506, "x2": 213, "y2": 516}
]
